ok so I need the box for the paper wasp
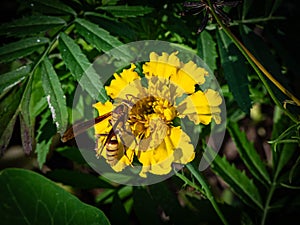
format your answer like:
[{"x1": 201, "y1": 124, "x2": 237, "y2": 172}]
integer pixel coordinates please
[{"x1": 62, "y1": 99, "x2": 135, "y2": 166}]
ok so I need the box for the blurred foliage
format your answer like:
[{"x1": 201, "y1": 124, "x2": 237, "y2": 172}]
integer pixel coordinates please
[{"x1": 0, "y1": 0, "x2": 300, "y2": 225}]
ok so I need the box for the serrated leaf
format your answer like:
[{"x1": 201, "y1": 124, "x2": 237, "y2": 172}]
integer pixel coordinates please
[
  {"x1": 0, "y1": 65, "x2": 30, "y2": 95},
  {"x1": 217, "y1": 29, "x2": 252, "y2": 114},
  {"x1": 0, "y1": 168, "x2": 110, "y2": 225},
  {"x1": 209, "y1": 150, "x2": 263, "y2": 209},
  {"x1": 35, "y1": 111, "x2": 56, "y2": 168},
  {"x1": 197, "y1": 30, "x2": 217, "y2": 72},
  {"x1": 58, "y1": 32, "x2": 108, "y2": 101},
  {"x1": 75, "y1": 18, "x2": 133, "y2": 61},
  {"x1": 0, "y1": 16, "x2": 66, "y2": 37},
  {"x1": 227, "y1": 121, "x2": 271, "y2": 186},
  {"x1": 25, "y1": 0, "x2": 76, "y2": 16},
  {"x1": 84, "y1": 12, "x2": 137, "y2": 41},
  {"x1": 97, "y1": 5, "x2": 153, "y2": 18},
  {"x1": 41, "y1": 57, "x2": 68, "y2": 135},
  {"x1": 0, "y1": 37, "x2": 49, "y2": 63},
  {"x1": 46, "y1": 169, "x2": 114, "y2": 189},
  {"x1": 0, "y1": 87, "x2": 23, "y2": 153},
  {"x1": 19, "y1": 77, "x2": 34, "y2": 155}
]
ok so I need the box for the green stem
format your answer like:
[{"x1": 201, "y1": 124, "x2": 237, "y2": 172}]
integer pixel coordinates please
[
  {"x1": 230, "y1": 16, "x2": 285, "y2": 26},
  {"x1": 206, "y1": 0, "x2": 299, "y2": 123},
  {"x1": 185, "y1": 163, "x2": 230, "y2": 225},
  {"x1": 260, "y1": 164, "x2": 281, "y2": 225}
]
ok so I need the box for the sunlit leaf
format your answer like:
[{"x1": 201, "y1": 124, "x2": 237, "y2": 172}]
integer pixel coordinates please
[
  {"x1": 227, "y1": 121, "x2": 271, "y2": 186},
  {"x1": 58, "y1": 32, "x2": 108, "y2": 102},
  {"x1": 0, "y1": 16, "x2": 66, "y2": 37},
  {"x1": 97, "y1": 5, "x2": 153, "y2": 18},
  {"x1": 217, "y1": 29, "x2": 252, "y2": 114},
  {"x1": 0, "y1": 168, "x2": 110, "y2": 225},
  {"x1": 0, "y1": 37, "x2": 49, "y2": 63},
  {"x1": 41, "y1": 57, "x2": 68, "y2": 135}
]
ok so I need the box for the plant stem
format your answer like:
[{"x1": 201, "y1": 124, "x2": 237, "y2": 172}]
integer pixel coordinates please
[
  {"x1": 186, "y1": 163, "x2": 230, "y2": 225},
  {"x1": 206, "y1": 0, "x2": 299, "y2": 122},
  {"x1": 260, "y1": 164, "x2": 281, "y2": 225}
]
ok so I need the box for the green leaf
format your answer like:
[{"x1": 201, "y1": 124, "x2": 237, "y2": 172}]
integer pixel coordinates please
[
  {"x1": 84, "y1": 12, "x2": 137, "y2": 41},
  {"x1": 133, "y1": 187, "x2": 163, "y2": 225},
  {"x1": 41, "y1": 57, "x2": 68, "y2": 135},
  {"x1": 0, "y1": 87, "x2": 23, "y2": 152},
  {"x1": 209, "y1": 150, "x2": 263, "y2": 209},
  {"x1": 97, "y1": 5, "x2": 153, "y2": 18},
  {"x1": 240, "y1": 25, "x2": 289, "y2": 103},
  {"x1": 0, "y1": 37, "x2": 49, "y2": 63},
  {"x1": 217, "y1": 29, "x2": 252, "y2": 114},
  {"x1": 35, "y1": 111, "x2": 56, "y2": 168},
  {"x1": 75, "y1": 18, "x2": 133, "y2": 61},
  {"x1": 110, "y1": 193, "x2": 130, "y2": 225},
  {"x1": 19, "y1": 77, "x2": 35, "y2": 155},
  {"x1": 25, "y1": 0, "x2": 76, "y2": 16},
  {"x1": 0, "y1": 65, "x2": 30, "y2": 95},
  {"x1": 0, "y1": 16, "x2": 66, "y2": 37},
  {"x1": 46, "y1": 169, "x2": 114, "y2": 189},
  {"x1": 197, "y1": 30, "x2": 218, "y2": 72},
  {"x1": 58, "y1": 32, "x2": 108, "y2": 101},
  {"x1": 149, "y1": 182, "x2": 195, "y2": 225},
  {"x1": 56, "y1": 146, "x2": 87, "y2": 164},
  {"x1": 0, "y1": 168, "x2": 110, "y2": 225},
  {"x1": 242, "y1": 0, "x2": 254, "y2": 19},
  {"x1": 227, "y1": 121, "x2": 271, "y2": 186}
]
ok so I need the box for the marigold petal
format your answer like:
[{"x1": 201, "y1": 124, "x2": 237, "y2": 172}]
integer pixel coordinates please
[
  {"x1": 166, "y1": 127, "x2": 195, "y2": 164},
  {"x1": 143, "y1": 52, "x2": 180, "y2": 79},
  {"x1": 92, "y1": 101, "x2": 113, "y2": 134},
  {"x1": 105, "y1": 64, "x2": 140, "y2": 99},
  {"x1": 177, "y1": 89, "x2": 222, "y2": 125},
  {"x1": 111, "y1": 148, "x2": 134, "y2": 172}
]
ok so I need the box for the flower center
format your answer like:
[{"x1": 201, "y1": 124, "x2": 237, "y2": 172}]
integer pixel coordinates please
[{"x1": 127, "y1": 95, "x2": 177, "y2": 140}]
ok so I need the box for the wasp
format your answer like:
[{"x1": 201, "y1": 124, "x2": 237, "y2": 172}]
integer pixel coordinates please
[{"x1": 62, "y1": 99, "x2": 135, "y2": 166}]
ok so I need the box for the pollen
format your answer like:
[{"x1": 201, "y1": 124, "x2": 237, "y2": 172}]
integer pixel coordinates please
[{"x1": 128, "y1": 95, "x2": 177, "y2": 140}]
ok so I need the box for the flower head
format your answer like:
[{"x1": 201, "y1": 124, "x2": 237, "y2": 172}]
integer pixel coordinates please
[{"x1": 93, "y1": 52, "x2": 222, "y2": 177}]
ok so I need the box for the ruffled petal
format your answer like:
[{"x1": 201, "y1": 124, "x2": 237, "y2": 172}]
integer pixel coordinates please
[
  {"x1": 166, "y1": 127, "x2": 195, "y2": 164},
  {"x1": 143, "y1": 52, "x2": 180, "y2": 79},
  {"x1": 105, "y1": 64, "x2": 140, "y2": 99},
  {"x1": 177, "y1": 89, "x2": 222, "y2": 125}
]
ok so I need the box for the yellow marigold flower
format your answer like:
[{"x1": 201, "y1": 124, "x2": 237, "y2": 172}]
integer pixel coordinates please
[{"x1": 93, "y1": 52, "x2": 222, "y2": 178}]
